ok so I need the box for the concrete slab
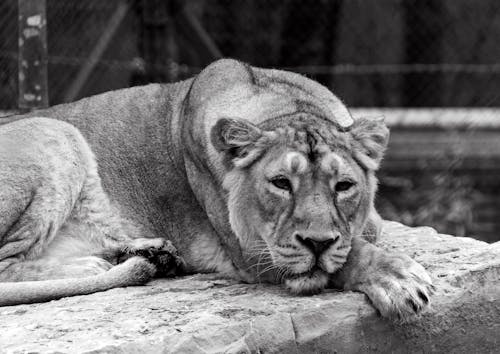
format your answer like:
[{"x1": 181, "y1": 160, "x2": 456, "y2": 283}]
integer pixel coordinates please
[{"x1": 0, "y1": 221, "x2": 499, "y2": 353}]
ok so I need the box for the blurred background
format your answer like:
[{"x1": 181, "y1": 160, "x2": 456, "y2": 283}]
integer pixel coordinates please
[{"x1": 1, "y1": 0, "x2": 499, "y2": 242}]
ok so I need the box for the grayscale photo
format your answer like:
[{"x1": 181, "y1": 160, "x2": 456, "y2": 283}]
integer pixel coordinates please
[{"x1": 0, "y1": 0, "x2": 498, "y2": 353}]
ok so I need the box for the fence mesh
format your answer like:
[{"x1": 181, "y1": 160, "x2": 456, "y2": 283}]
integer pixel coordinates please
[
  {"x1": 2, "y1": 0, "x2": 500, "y2": 109},
  {"x1": 1, "y1": 0, "x2": 500, "y2": 241}
]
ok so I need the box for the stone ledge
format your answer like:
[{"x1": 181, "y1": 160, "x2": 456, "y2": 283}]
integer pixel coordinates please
[{"x1": 1, "y1": 221, "x2": 499, "y2": 354}]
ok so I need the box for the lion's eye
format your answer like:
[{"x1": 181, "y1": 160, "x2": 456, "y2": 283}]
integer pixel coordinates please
[
  {"x1": 270, "y1": 177, "x2": 292, "y2": 192},
  {"x1": 335, "y1": 181, "x2": 355, "y2": 192}
]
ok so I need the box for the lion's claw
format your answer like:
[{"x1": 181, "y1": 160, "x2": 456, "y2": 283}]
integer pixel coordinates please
[
  {"x1": 359, "y1": 252, "x2": 434, "y2": 321},
  {"x1": 417, "y1": 289, "x2": 429, "y2": 304}
]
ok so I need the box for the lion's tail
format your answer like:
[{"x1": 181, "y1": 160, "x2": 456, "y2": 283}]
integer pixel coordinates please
[{"x1": 0, "y1": 257, "x2": 155, "y2": 307}]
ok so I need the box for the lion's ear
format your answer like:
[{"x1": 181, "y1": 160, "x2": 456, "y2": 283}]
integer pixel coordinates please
[
  {"x1": 349, "y1": 117, "x2": 389, "y2": 171},
  {"x1": 211, "y1": 118, "x2": 263, "y2": 167}
]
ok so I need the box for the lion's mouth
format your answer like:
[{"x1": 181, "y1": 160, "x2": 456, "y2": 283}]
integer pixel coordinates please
[
  {"x1": 285, "y1": 265, "x2": 326, "y2": 280},
  {"x1": 283, "y1": 266, "x2": 329, "y2": 295}
]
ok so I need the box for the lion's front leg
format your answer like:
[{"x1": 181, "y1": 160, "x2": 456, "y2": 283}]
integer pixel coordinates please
[
  {"x1": 331, "y1": 237, "x2": 434, "y2": 320},
  {"x1": 103, "y1": 238, "x2": 185, "y2": 278}
]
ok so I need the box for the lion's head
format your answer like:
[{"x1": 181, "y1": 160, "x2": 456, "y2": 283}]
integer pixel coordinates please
[{"x1": 211, "y1": 113, "x2": 389, "y2": 295}]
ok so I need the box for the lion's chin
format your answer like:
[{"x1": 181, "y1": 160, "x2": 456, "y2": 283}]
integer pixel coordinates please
[{"x1": 284, "y1": 269, "x2": 329, "y2": 295}]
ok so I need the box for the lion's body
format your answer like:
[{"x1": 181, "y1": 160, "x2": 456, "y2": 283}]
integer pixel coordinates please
[
  {"x1": 0, "y1": 60, "x2": 433, "y2": 318},
  {"x1": 4, "y1": 80, "x2": 239, "y2": 275}
]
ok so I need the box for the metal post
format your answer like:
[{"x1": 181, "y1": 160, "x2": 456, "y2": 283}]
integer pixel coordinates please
[
  {"x1": 18, "y1": 0, "x2": 49, "y2": 109},
  {"x1": 137, "y1": 0, "x2": 179, "y2": 83}
]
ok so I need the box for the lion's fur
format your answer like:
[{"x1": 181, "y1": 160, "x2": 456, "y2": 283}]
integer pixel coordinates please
[{"x1": 0, "y1": 59, "x2": 433, "y2": 318}]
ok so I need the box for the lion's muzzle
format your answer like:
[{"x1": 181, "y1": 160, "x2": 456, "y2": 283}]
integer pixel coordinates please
[{"x1": 294, "y1": 230, "x2": 340, "y2": 258}]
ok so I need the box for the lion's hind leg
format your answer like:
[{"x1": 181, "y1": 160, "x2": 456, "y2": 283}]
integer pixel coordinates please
[
  {"x1": 0, "y1": 118, "x2": 158, "y2": 305},
  {"x1": 0, "y1": 118, "x2": 184, "y2": 305},
  {"x1": 0, "y1": 118, "x2": 92, "y2": 264}
]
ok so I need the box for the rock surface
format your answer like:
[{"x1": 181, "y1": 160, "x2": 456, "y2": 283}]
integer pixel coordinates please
[{"x1": 0, "y1": 221, "x2": 499, "y2": 354}]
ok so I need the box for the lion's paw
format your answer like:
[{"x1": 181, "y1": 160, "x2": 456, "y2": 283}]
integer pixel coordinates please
[
  {"x1": 124, "y1": 238, "x2": 184, "y2": 277},
  {"x1": 360, "y1": 252, "x2": 435, "y2": 321}
]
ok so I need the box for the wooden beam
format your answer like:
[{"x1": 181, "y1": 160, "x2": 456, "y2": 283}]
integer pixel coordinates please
[{"x1": 18, "y1": 0, "x2": 48, "y2": 109}]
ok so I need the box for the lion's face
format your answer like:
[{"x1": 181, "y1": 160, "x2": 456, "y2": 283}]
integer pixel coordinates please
[{"x1": 211, "y1": 114, "x2": 388, "y2": 295}]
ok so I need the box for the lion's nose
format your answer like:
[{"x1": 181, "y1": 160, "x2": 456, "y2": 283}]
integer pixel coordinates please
[{"x1": 295, "y1": 233, "x2": 340, "y2": 257}]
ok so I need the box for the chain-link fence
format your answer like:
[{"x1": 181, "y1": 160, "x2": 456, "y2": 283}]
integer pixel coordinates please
[
  {"x1": 2, "y1": 0, "x2": 500, "y2": 109},
  {"x1": 1, "y1": 0, "x2": 500, "y2": 241}
]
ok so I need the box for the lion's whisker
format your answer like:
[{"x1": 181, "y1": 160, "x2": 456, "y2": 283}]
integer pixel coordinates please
[
  {"x1": 246, "y1": 251, "x2": 271, "y2": 262},
  {"x1": 257, "y1": 263, "x2": 281, "y2": 278},
  {"x1": 255, "y1": 249, "x2": 272, "y2": 276},
  {"x1": 246, "y1": 260, "x2": 274, "y2": 271}
]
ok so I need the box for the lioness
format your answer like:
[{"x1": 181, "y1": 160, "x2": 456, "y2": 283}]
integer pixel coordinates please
[{"x1": 0, "y1": 59, "x2": 432, "y2": 319}]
